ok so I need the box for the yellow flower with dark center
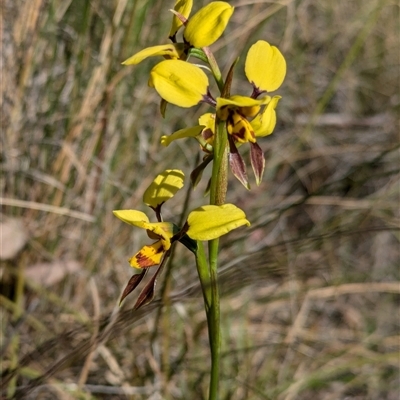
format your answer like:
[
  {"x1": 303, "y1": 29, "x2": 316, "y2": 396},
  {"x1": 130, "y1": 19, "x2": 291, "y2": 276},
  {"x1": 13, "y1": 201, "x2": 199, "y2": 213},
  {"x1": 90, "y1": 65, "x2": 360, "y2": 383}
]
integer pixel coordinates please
[
  {"x1": 113, "y1": 169, "x2": 185, "y2": 269},
  {"x1": 113, "y1": 210, "x2": 178, "y2": 268},
  {"x1": 113, "y1": 202, "x2": 250, "y2": 269},
  {"x1": 216, "y1": 95, "x2": 270, "y2": 144},
  {"x1": 113, "y1": 170, "x2": 250, "y2": 306},
  {"x1": 149, "y1": 41, "x2": 286, "y2": 187}
]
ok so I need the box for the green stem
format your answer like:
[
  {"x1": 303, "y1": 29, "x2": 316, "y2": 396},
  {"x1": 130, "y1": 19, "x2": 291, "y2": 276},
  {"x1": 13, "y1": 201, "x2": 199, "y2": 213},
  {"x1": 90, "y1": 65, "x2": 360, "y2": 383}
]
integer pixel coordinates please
[
  {"x1": 207, "y1": 118, "x2": 229, "y2": 400},
  {"x1": 207, "y1": 238, "x2": 221, "y2": 400},
  {"x1": 194, "y1": 46, "x2": 228, "y2": 398},
  {"x1": 195, "y1": 240, "x2": 220, "y2": 400},
  {"x1": 203, "y1": 47, "x2": 224, "y2": 93},
  {"x1": 195, "y1": 240, "x2": 212, "y2": 310},
  {"x1": 210, "y1": 120, "x2": 228, "y2": 206}
]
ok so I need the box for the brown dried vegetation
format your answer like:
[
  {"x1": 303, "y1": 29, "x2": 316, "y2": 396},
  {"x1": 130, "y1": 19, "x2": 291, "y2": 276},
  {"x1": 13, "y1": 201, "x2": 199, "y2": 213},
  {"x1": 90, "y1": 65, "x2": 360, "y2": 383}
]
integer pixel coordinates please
[{"x1": 1, "y1": 0, "x2": 399, "y2": 399}]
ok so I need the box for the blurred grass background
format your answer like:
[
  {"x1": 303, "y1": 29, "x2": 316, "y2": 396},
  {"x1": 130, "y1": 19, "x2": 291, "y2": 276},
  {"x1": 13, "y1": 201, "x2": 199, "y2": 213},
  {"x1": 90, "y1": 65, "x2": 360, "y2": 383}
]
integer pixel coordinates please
[{"x1": 1, "y1": 0, "x2": 399, "y2": 398}]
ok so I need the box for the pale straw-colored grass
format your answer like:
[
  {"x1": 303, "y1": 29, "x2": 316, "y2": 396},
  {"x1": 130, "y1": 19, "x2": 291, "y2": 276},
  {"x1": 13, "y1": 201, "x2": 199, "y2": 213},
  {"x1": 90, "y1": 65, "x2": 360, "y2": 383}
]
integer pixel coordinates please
[{"x1": 1, "y1": 0, "x2": 399, "y2": 398}]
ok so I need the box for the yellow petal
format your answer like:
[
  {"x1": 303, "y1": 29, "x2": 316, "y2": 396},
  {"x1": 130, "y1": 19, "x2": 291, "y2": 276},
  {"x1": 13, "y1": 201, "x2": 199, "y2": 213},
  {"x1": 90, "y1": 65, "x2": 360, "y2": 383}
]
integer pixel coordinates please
[
  {"x1": 113, "y1": 210, "x2": 175, "y2": 250},
  {"x1": 245, "y1": 40, "x2": 286, "y2": 92},
  {"x1": 149, "y1": 60, "x2": 209, "y2": 108},
  {"x1": 113, "y1": 210, "x2": 150, "y2": 226},
  {"x1": 161, "y1": 125, "x2": 204, "y2": 147},
  {"x1": 227, "y1": 112, "x2": 255, "y2": 143},
  {"x1": 252, "y1": 95, "x2": 281, "y2": 137},
  {"x1": 217, "y1": 95, "x2": 270, "y2": 109},
  {"x1": 143, "y1": 169, "x2": 185, "y2": 208},
  {"x1": 148, "y1": 222, "x2": 177, "y2": 250},
  {"x1": 144, "y1": 222, "x2": 174, "y2": 251},
  {"x1": 169, "y1": 0, "x2": 193, "y2": 37},
  {"x1": 129, "y1": 241, "x2": 164, "y2": 269},
  {"x1": 184, "y1": 1, "x2": 234, "y2": 48},
  {"x1": 186, "y1": 204, "x2": 250, "y2": 241},
  {"x1": 216, "y1": 95, "x2": 270, "y2": 120},
  {"x1": 198, "y1": 113, "x2": 216, "y2": 146},
  {"x1": 199, "y1": 113, "x2": 216, "y2": 130},
  {"x1": 122, "y1": 44, "x2": 185, "y2": 65}
]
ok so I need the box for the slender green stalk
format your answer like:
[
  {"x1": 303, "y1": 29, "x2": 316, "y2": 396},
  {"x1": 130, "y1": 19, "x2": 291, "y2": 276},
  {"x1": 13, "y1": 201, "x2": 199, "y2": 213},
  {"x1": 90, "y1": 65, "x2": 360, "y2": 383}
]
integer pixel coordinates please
[
  {"x1": 203, "y1": 47, "x2": 224, "y2": 93},
  {"x1": 206, "y1": 118, "x2": 229, "y2": 399},
  {"x1": 197, "y1": 44, "x2": 229, "y2": 400},
  {"x1": 210, "y1": 120, "x2": 229, "y2": 206},
  {"x1": 207, "y1": 238, "x2": 221, "y2": 400},
  {"x1": 195, "y1": 240, "x2": 221, "y2": 399},
  {"x1": 195, "y1": 240, "x2": 212, "y2": 310}
]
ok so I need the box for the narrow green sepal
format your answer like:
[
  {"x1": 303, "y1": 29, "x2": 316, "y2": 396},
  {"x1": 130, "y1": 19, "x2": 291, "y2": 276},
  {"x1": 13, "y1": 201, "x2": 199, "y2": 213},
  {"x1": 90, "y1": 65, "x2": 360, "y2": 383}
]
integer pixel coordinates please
[{"x1": 190, "y1": 154, "x2": 213, "y2": 187}]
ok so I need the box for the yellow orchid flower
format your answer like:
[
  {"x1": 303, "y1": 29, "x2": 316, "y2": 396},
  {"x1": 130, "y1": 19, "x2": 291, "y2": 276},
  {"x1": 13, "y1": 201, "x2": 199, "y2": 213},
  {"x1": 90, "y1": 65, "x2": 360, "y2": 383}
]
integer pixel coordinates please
[
  {"x1": 113, "y1": 210, "x2": 180, "y2": 309},
  {"x1": 245, "y1": 40, "x2": 286, "y2": 93},
  {"x1": 114, "y1": 203, "x2": 250, "y2": 268},
  {"x1": 149, "y1": 60, "x2": 210, "y2": 108},
  {"x1": 211, "y1": 40, "x2": 285, "y2": 188},
  {"x1": 216, "y1": 95, "x2": 271, "y2": 144},
  {"x1": 136, "y1": 39, "x2": 285, "y2": 187},
  {"x1": 184, "y1": 1, "x2": 234, "y2": 48},
  {"x1": 113, "y1": 209, "x2": 178, "y2": 268},
  {"x1": 114, "y1": 169, "x2": 186, "y2": 268},
  {"x1": 113, "y1": 172, "x2": 250, "y2": 308}
]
